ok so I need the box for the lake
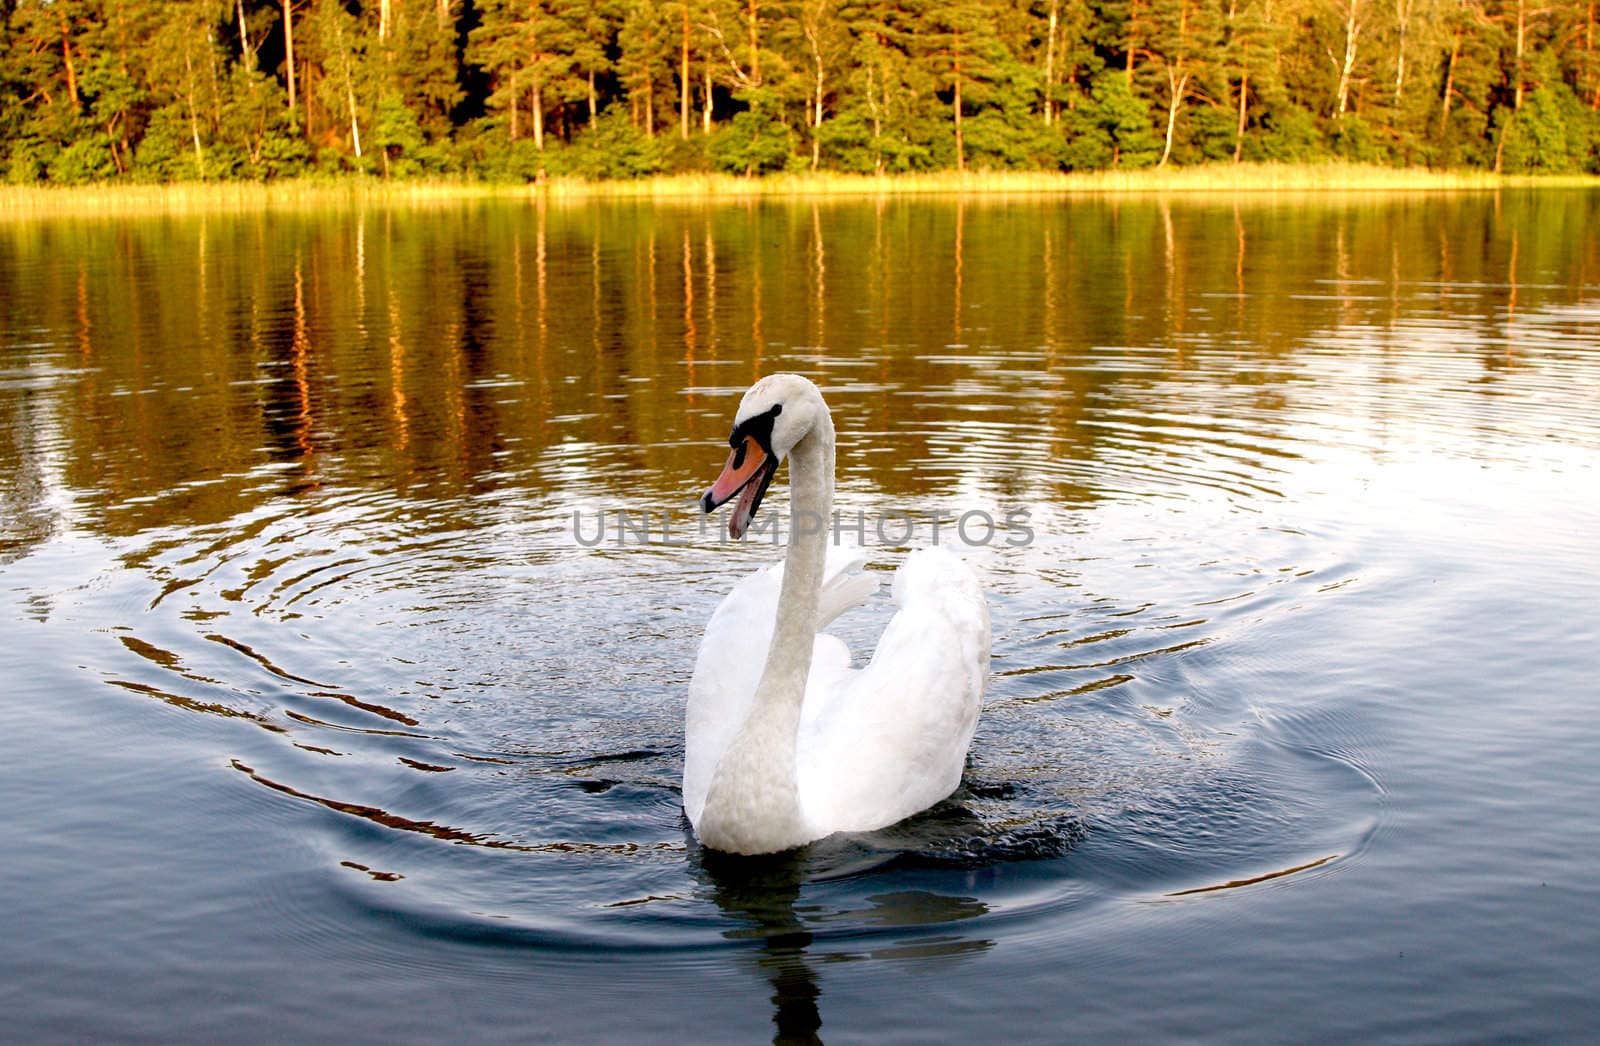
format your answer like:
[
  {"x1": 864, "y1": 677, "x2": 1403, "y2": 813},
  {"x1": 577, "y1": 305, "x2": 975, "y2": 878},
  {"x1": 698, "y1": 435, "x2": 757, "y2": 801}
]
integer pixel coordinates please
[{"x1": 3, "y1": 192, "x2": 1598, "y2": 1042}]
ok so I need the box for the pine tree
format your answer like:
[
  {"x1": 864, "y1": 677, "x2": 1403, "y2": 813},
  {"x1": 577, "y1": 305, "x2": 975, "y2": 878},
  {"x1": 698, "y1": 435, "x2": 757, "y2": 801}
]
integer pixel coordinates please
[
  {"x1": 618, "y1": 1, "x2": 672, "y2": 136},
  {"x1": 569, "y1": 2, "x2": 617, "y2": 132},
  {"x1": 794, "y1": 0, "x2": 853, "y2": 168},
  {"x1": 383, "y1": 0, "x2": 462, "y2": 145},
  {"x1": 910, "y1": 0, "x2": 1023, "y2": 170},
  {"x1": 1062, "y1": 68, "x2": 1162, "y2": 166},
  {"x1": 617, "y1": 0, "x2": 668, "y2": 135},
  {"x1": 302, "y1": 0, "x2": 371, "y2": 165},
  {"x1": 468, "y1": 0, "x2": 582, "y2": 153},
  {"x1": 139, "y1": 1, "x2": 226, "y2": 179},
  {"x1": 831, "y1": 0, "x2": 934, "y2": 171},
  {"x1": 1145, "y1": 0, "x2": 1225, "y2": 164}
]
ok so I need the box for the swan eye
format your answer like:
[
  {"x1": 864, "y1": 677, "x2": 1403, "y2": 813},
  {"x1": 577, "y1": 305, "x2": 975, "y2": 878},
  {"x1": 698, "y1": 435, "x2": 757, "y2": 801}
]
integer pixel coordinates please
[{"x1": 728, "y1": 403, "x2": 783, "y2": 453}]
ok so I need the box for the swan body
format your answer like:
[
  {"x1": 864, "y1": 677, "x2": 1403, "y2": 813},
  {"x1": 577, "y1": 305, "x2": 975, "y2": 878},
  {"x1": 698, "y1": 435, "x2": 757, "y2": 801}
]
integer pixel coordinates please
[{"x1": 686, "y1": 374, "x2": 990, "y2": 855}]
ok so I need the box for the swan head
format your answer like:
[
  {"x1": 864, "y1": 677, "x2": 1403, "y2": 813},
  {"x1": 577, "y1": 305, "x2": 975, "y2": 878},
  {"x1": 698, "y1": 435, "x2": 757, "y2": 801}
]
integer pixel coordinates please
[{"x1": 699, "y1": 374, "x2": 826, "y2": 540}]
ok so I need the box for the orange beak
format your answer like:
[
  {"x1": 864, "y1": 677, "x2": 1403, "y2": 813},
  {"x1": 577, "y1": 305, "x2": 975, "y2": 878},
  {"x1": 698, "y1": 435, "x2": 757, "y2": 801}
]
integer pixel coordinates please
[{"x1": 701, "y1": 436, "x2": 777, "y2": 540}]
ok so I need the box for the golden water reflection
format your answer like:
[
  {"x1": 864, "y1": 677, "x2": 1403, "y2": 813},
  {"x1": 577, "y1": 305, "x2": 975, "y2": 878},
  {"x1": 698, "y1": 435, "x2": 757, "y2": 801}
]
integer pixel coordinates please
[{"x1": 1, "y1": 193, "x2": 1597, "y2": 555}]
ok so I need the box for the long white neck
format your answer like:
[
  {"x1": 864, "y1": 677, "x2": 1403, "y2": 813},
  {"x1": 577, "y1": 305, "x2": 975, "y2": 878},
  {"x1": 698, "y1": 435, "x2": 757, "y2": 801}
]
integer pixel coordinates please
[{"x1": 697, "y1": 407, "x2": 834, "y2": 854}]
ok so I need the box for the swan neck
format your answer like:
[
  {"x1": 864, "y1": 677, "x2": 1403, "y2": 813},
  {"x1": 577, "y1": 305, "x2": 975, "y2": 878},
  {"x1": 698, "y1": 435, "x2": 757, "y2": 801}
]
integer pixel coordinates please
[
  {"x1": 696, "y1": 407, "x2": 834, "y2": 853},
  {"x1": 770, "y1": 417, "x2": 834, "y2": 665}
]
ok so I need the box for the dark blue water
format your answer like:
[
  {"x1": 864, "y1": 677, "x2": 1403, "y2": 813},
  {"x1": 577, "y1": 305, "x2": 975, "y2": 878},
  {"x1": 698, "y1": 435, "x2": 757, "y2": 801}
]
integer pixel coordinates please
[{"x1": 2, "y1": 195, "x2": 1598, "y2": 1041}]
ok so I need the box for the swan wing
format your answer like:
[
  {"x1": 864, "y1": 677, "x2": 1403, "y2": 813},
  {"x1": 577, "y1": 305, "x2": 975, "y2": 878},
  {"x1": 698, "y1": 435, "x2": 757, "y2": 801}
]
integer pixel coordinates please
[
  {"x1": 684, "y1": 543, "x2": 879, "y2": 825},
  {"x1": 796, "y1": 546, "x2": 990, "y2": 834}
]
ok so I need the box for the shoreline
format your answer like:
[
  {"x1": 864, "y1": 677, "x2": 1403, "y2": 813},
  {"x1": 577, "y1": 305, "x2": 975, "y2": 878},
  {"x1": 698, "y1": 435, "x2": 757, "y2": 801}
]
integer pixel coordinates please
[{"x1": 2, "y1": 164, "x2": 1596, "y2": 218}]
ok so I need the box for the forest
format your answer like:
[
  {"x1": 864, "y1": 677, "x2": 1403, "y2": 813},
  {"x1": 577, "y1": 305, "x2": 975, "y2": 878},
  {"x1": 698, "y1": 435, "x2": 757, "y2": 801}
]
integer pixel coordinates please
[{"x1": 2, "y1": 0, "x2": 1597, "y2": 185}]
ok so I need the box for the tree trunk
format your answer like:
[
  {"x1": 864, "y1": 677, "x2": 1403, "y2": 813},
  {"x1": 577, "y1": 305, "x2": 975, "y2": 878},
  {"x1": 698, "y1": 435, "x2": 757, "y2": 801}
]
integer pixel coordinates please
[
  {"x1": 803, "y1": 6, "x2": 826, "y2": 169},
  {"x1": 236, "y1": 0, "x2": 253, "y2": 58},
  {"x1": 511, "y1": 69, "x2": 519, "y2": 141},
  {"x1": 346, "y1": 71, "x2": 362, "y2": 158},
  {"x1": 107, "y1": 119, "x2": 125, "y2": 174},
  {"x1": 1160, "y1": 68, "x2": 1188, "y2": 167},
  {"x1": 1587, "y1": 3, "x2": 1600, "y2": 110},
  {"x1": 1513, "y1": 0, "x2": 1526, "y2": 110},
  {"x1": 680, "y1": 8, "x2": 691, "y2": 139},
  {"x1": 1161, "y1": 0, "x2": 1190, "y2": 166},
  {"x1": 953, "y1": 32, "x2": 965, "y2": 171},
  {"x1": 1587, "y1": 2, "x2": 1600, "y2": 111},
  {"x1": 532, "y1": 78, "x2": 545, "y2": 151},
  {"x1": 1393, "y1": 0, "x2": 1409, "y2": 106},
  {"x1": 868, "y1": 57, "x2": 882, "y2": 141},
  {"x1": 379, "y1": 0, "x2": 392, "y2": 40},
  {"x1": 1438, "y1": 28, "x2": 1460, "y2": 132},
  {"x1": 1126, "y1": 0, "x2": 1140, "y2": 83},
  {"x1": 747, "y1": 0, "x2": 760, "y2": 85},
  {"x1": 1044, "y1": 0, "x2": 1059, "y2": 125},
  {"x1": 703, "y1": 65, "x2": 713, "y2": 133},
  {"x1": 1334, "y1": 0, "x2": 1360, "y2": 116},
  {"x1": 645, "y1": 79, "x2": 654, "y2": 137},
  {"x1": 1234, "y1": 72, "x2": 1249, "y2": 162},
  {"x1": 813, "y1": 73, "x2": 824, "y2": 169},
  {"x1": 589, "y1": 70, "x2": 598, "y2": 129},
  {"x1": 282, "y1": 0, "x2": 296, "y2": 115},
  {"x1": 185, "y1": 44, "x2": 207, "y2": 177},
  {"x1": 60, "y1": 16, "x2": 81, "y2": 109}
]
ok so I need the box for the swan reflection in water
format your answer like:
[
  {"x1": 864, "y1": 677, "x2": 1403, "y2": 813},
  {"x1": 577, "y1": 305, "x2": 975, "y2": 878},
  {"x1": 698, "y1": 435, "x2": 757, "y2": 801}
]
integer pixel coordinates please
[{"x1": 689, "y1": 806, "x2": 1021, "y2": 1045}]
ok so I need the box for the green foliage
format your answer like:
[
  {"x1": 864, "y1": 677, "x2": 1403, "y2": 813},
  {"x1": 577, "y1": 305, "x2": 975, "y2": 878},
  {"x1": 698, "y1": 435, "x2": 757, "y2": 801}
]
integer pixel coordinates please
[
  {"x1": 1183, "y1": 105, "x2": 1239, "y2": 164},
  {"x1": 1328, "y1": 115, "x2": 1380, "y2": 163},
  {"x1": 133, "y1": 105, "x2": 202, "y2": 182},
  {"x1": 48, "y1": 138, "x2": 117, "y2": 184},
  {"x1": 0, "y1": 0, "x2": 1595, "y2": 183},
  {"x1": 1497, "y1": 84, "x2": 1598, "y2": 174},
  {"x1": 465, "y1": 132, "x2": 548, "y2": 183},
  {"x1": 374, "y1": 92, "x2": 425, "y2": 176},
  {"x1": 965, "y1": 110, "x2": 1065, "y2": 169},
  {"x1": 1062, "y1": 73, "x2": 1162, "y2": 169},
  {"x1": 7, "y1": 139, "x2": 51, "y2": 185},
  {"x1": 1433, "y1": 104, "x2": 1493, "y2": 170},
  {"x1": 217, "y1": 66, "x2": 310, "y2": 180},
  {"x1": 1248, "y1": 103, "x2": 1324, "y2": 163},
  {"x1": 559, "y1": 111, "x2": 668, "y2": 179},
  {"x1": 817, "y1": 109, "x2": 881, "y2": 172},
  {"x1": 710, "y1": 93, "x2": 798, "y2": 175}
]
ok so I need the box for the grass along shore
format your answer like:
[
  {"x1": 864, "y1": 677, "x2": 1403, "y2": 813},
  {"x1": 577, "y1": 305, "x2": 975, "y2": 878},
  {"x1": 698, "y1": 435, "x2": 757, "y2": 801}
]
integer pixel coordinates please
[{"x1": 2, "y1": 164, "x2": 1596, "y2": 218}]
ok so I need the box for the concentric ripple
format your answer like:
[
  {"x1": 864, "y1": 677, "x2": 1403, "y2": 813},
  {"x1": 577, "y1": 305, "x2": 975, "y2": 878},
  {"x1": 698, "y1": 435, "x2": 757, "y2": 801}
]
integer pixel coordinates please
[{"x1": 4, "y1": 195, "x2": 1597, "y2": 1038}]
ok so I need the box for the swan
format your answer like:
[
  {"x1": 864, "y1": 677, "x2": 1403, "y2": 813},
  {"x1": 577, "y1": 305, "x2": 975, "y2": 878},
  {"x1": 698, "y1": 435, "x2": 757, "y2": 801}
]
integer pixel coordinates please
[{"x1": 685, "y1": 374, "x2": 990, "y2": 855}]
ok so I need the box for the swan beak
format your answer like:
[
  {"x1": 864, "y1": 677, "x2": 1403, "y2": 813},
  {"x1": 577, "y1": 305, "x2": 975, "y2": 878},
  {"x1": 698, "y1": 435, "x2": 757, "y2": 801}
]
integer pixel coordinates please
[{"x1": 701, "y1": 437, "x2": 777, "y2": 540}]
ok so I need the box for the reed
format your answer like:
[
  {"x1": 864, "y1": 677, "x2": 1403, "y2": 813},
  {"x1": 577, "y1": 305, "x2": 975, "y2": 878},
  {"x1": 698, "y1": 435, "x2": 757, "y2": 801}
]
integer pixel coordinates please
[
  {"x1": 546, "y1": 165, "x2": 1599, "y2": 198},
  {"x1": 1, "y1": 164, "x2": 1595, "y2": 219},
  {"x1": 0, "y1": 179, "x2": 521, "y2": 220}
]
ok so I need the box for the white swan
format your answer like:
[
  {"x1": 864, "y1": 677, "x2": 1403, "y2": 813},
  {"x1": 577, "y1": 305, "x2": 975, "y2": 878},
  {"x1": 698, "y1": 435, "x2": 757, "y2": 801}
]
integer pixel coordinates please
[{"x1": 685, "y1": 374, "x2": 990, "y2": 855}]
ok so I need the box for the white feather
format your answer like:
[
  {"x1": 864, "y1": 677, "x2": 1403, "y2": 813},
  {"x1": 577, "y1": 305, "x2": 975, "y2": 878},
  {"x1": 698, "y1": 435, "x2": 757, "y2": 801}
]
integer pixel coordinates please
[{"x1": 685, "y1": 375, "x2": 991, "y2": 854}]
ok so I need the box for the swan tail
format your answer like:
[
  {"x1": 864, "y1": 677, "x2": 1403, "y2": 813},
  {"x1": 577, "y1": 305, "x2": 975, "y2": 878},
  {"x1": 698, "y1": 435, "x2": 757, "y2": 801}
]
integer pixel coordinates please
[{"x1": 891, "y1": 546, "x2": 983, "y2": 610}]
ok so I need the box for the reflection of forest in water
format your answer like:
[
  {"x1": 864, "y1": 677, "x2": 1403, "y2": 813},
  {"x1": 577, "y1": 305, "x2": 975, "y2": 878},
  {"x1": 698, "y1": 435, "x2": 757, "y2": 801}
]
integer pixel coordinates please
[{"x1": 3, "y1": 193, "x2": 1598, "y2": 554}]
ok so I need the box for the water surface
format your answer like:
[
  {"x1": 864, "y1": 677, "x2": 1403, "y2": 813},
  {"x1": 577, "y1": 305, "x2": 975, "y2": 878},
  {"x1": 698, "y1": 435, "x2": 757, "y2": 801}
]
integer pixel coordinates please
[{"x1": 3, "y1": 193, "x2": 1599, "y2": 1041}]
